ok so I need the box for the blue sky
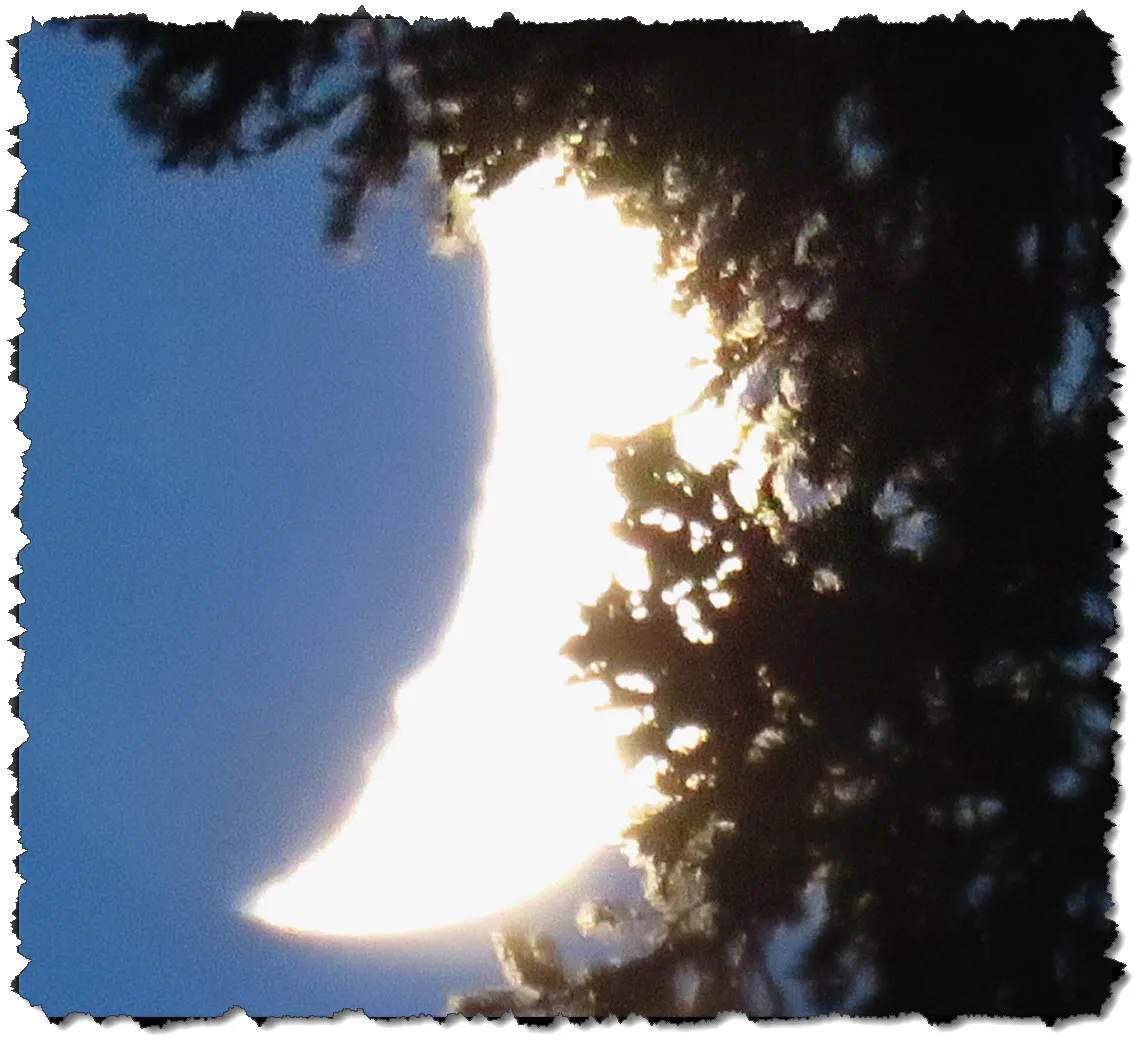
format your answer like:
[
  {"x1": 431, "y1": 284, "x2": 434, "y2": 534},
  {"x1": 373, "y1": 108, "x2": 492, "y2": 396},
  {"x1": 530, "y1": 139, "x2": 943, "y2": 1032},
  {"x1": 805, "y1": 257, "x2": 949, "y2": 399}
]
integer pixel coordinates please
[
  {"x1": 10, "y1": 6, "x2": 1147, "y2": 1030},
  {"x1": 14, "y1": 23, "x2": 538, "y2": 1016}
]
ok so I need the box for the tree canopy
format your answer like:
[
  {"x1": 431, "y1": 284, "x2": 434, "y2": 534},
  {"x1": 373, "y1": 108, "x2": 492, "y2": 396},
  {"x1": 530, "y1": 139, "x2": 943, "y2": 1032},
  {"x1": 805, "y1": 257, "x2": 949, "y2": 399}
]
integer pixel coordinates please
[{"x1": 80, "y1": 13, "x2": 1121, "y2": 1019}]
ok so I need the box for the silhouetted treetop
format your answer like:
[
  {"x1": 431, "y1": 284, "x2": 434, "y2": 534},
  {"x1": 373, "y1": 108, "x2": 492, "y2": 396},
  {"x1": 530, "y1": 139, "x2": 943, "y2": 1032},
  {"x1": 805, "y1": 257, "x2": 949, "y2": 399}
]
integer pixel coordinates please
[
  {"x1": 83, "y1": 14, "x2": 1117, "y2": 477},
  {"x1": 81, "y1": 14, "x2": 1121, "y2": 1018}
]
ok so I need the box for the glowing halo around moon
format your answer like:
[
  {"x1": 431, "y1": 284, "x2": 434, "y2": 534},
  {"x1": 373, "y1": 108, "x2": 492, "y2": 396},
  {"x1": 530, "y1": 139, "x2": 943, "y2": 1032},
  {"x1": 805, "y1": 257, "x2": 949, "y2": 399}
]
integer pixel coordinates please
[{"x1": 245, "y1": 157, "x2": 740, "y2": 937}]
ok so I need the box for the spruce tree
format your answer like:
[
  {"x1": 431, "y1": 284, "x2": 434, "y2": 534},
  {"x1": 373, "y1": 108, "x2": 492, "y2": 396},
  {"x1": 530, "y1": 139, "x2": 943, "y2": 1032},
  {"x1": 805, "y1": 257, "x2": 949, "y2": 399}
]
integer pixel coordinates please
[{"x1": 82, "y1": 14, "x2": 1121, "y2": 1017}]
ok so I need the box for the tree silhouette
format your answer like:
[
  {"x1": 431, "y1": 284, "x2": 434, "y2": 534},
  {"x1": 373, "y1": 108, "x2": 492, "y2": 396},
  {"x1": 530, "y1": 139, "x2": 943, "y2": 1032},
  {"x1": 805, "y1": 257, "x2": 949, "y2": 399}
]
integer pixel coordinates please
[{"x1": 79, "y1": 13, "x2": 1121, "y2": 1018}]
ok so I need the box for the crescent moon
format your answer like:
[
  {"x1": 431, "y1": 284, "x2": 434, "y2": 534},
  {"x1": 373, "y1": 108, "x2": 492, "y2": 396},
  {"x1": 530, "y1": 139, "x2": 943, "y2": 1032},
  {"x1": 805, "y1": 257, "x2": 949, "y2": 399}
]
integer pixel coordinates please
[{"x1": 246, "y1": 157, "x2": 731, "y2": 937}]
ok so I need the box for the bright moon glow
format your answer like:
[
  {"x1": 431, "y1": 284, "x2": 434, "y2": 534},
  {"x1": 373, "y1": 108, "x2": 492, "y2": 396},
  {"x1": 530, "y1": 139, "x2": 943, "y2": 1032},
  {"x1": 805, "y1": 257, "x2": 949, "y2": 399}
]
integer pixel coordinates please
[{"x1": 246, "y1": 157, "x2": 740, "y2": 936}]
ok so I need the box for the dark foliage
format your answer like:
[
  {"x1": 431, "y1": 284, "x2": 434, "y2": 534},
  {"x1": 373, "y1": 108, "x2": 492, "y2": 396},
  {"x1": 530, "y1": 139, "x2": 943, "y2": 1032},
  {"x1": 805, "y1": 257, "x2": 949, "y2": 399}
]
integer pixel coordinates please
[{"x1": 79, "y1": 13, "x2": 1121, "y2": 1018}]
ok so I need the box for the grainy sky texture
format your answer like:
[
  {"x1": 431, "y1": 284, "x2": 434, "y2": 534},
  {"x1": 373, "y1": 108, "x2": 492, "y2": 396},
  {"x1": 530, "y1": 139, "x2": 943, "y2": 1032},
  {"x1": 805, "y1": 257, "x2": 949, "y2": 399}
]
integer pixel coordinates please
[
  {"x1": 17, "y1": 23, "x2": 519, "y2": 1015},
  {"x1": 7, "y1": 2, "x2": 1146, "y2": 1037}
]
